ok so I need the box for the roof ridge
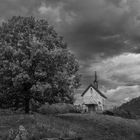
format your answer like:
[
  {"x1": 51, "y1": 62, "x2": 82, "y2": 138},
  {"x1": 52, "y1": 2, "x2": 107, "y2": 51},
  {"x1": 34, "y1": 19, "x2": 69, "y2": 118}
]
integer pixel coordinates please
[{"x1": 81, "y1": 84, "x2": 107, "y2": 99}]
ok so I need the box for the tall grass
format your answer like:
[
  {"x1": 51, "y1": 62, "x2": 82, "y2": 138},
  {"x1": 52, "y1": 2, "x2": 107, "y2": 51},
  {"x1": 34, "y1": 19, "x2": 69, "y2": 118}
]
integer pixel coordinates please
[
  {"x1": 0, "y1": 109, "x2": 140, "y2": 140},
  {"x1": 0, "y1": 113, "x2": 80, "y2": 140}
]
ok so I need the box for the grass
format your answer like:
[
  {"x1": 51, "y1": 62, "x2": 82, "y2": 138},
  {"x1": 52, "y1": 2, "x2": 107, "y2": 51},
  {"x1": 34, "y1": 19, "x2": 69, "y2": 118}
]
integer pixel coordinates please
[
  {"x1": 0, "y1": 113, "x2": 82, "y2": 140},
  {"x1": 0, "y1": 111, "x2": 140, "y2": 140},
  {"x1": 58, "y1": 113, "x2": 140, "y2": 140}
]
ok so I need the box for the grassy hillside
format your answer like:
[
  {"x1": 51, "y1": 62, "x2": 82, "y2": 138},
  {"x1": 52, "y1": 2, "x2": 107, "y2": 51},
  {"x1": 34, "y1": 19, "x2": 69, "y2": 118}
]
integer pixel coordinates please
[
  {"x1": 119, "y1": 96, "x2": 140, "y2": 116},
  {"x1": 0, "y1": 112, "x2": 140, "y2": 140},
  {"x1": 58, "y1": 113, "x2": 140, "y2": 140}
]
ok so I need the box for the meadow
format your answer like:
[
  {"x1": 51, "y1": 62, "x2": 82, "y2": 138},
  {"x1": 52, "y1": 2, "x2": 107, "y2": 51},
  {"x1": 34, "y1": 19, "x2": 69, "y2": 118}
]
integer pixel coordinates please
[{"x1": 0, "y1": 110, "x2": 140, "y2": 140}]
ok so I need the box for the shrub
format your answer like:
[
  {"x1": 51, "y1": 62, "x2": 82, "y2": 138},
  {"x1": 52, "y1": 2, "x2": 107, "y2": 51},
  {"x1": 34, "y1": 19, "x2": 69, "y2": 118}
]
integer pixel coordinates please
[
  {"x1": 113, "y1": 108, "x2": 137, "y2": 119},
  {"x1": 38, "y1": 103, "x2": 77, "y2": 114},
  {"x1": 103, "y1": 110, "x2": 114, "y2": 116},
  {"x1": 103, "y1": 108, "x2": 137, "y2": 119}
]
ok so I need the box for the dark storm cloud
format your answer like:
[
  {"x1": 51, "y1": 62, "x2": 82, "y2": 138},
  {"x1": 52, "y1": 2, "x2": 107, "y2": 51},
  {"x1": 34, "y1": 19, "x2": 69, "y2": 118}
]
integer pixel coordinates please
[
  {"x1": 43, "y1": 0, "x2": 138, "y2": 60},
  {"x1": 0, "y1": 0, "x2": 139, "y2": 60}
]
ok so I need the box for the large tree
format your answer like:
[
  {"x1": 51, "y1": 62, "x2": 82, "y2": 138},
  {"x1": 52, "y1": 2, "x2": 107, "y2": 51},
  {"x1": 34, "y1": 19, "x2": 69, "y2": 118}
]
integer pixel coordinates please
[{"x1": 0, "y1": 16, "x2": 80, "y2": 113}]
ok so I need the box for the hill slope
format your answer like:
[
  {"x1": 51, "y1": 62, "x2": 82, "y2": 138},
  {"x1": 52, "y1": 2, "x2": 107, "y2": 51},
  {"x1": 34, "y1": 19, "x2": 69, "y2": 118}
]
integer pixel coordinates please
[
  {"x1": 0, "y1": 112, "x2": 140, "y2": 140},
  {"x1": 119, "y1": 96, "x2": 140, "y2": 116}
]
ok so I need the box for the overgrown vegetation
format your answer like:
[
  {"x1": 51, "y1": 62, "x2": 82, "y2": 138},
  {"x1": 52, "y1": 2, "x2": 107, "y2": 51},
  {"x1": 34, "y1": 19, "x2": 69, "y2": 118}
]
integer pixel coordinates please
[{"x1": 103, "y1": 108, "x2": 138, "y2": 119}]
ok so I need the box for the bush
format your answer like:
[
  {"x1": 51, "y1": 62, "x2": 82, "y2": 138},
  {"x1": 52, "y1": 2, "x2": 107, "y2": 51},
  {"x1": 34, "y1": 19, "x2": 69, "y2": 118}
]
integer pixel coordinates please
[
  {"x1": 38, "y1": 103, "x2": 77, "y2": 115},
  {"x1": 103, "y1": 108, "x2": 137, "y2": 119},
  {"x1": 113, "y1": 108, "x2": 137, "y2": 119},
  {"x1": 103, "y1": 110, "x2": 114, "y2": 116}
]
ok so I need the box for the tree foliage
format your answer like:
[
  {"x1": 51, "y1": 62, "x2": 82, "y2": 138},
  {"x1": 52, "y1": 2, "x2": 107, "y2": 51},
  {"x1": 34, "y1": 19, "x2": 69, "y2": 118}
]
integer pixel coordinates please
[{"x1": 0, "y1": 16, "x2": 80, "y2": 113}]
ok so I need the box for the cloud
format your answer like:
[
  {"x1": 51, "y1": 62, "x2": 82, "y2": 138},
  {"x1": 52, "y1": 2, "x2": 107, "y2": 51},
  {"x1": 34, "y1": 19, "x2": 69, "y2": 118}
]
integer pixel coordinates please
[
  {"x1": 57, "y1": 0, "x2": 130, "y2": 59},
  {"x1": 37, "y1": 0, "x2": 140, "y2": 60},
  {"x1": 0, "y1": 0, "x2": 140, "y2": 60},
  {"x1": 38, "y1": 2, "x2": 50, "y2": 15},
  {"x1": 38, "y1": 2, "x2": 62, "y2": 23},
  {"x1": 124, "y1": 97, "x2": 130, "y2": 102},
  {"x1": 87, "y1": 53, "x2": 140, "y2": 88},
  {"x1": 105, "y1": 85, "x2": 140, "y2": 107}
]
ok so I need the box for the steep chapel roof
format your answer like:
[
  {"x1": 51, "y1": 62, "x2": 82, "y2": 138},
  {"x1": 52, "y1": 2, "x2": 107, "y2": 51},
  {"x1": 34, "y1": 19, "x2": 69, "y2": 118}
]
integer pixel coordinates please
[{"x1": 81, "y1": 84, "x2": 107, "y2": 99}]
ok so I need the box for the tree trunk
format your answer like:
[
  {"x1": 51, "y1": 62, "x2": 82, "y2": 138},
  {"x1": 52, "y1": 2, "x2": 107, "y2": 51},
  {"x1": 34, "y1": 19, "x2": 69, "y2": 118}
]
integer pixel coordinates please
[
  {"x1": 24, "y1": 90, "x2": 31, "y2": 114},
  {"x1": 22, "y1": 82, "x2": 32, "y2": 114},
  {"x1": 25, "y1": 97, "x2": 30, "y2": 114}
]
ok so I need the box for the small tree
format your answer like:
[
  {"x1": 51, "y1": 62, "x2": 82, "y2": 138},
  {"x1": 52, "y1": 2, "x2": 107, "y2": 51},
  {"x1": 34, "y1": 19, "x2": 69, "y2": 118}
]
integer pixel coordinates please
[{"x1": 0, "y1": 16, "x2": 80, "y2": 113}]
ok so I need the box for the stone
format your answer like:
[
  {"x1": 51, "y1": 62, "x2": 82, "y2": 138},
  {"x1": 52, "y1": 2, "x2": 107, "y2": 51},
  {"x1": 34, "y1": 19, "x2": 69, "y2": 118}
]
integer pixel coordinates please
[
  {"x1": 14, "y1": 134, "x2": 20, "y2": 140},
  {"x1": 7, "y1": 128, "x2": 15, "y2": 140},
  {"x1": 14, "y1": 125, "x2": 29, "y2": 140}
]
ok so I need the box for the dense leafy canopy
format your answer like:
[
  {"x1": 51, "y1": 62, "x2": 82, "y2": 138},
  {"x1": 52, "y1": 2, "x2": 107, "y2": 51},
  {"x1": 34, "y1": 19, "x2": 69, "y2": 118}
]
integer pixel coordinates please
[{"x1": 0, "y1": 16, "x2": 80, "y2": 113}]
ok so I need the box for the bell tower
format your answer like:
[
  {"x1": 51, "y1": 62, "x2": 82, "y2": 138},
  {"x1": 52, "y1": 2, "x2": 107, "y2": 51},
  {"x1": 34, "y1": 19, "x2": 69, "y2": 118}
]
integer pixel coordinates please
[{"x1": 93, "y1": 71, "x2": 98, "y2": 89}]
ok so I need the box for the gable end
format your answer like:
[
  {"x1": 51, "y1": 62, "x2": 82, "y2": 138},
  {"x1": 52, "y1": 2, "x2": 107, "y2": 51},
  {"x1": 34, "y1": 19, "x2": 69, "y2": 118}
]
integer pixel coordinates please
[{"x1": 81, "y1": 84, "x2": 107, "y2": 99}]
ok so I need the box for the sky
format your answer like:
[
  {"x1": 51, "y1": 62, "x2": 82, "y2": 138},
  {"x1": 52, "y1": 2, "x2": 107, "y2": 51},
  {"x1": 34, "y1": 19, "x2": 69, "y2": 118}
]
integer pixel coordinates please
[{"x1": 1, "y1": 0, "x2": 140, "y2": 107}]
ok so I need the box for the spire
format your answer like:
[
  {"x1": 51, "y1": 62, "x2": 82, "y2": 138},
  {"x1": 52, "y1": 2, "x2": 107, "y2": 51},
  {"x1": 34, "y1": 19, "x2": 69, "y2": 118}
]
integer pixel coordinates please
[{"x1": 93, "y1": 71, "x2": 98, "y2": 89}]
